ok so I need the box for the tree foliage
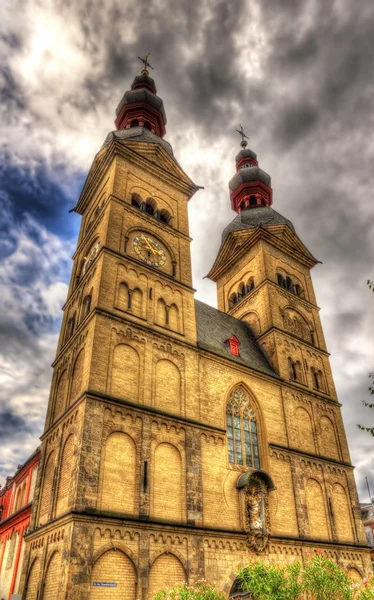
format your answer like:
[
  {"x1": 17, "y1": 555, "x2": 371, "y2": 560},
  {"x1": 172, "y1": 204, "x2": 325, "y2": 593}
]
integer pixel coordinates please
[
  {"x1": 236, "y1": 555, "x2": 374, "y2": 600},
  {"x1": 153, "y1": 581, "x2": 226, "y2": 600}
]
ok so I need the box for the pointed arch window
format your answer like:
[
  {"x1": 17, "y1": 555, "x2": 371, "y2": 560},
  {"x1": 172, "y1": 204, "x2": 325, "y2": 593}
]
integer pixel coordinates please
[{"x1": 226, "y1": 389, "x2": 260, "y2": 469}]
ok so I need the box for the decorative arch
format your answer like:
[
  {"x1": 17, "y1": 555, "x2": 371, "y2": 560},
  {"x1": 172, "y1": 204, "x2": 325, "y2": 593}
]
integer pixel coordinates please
[
  {"x1": 156, "y1": 298, "x2": 167, "y2": 327},
  {"x1": 154, "y1": 359, "x2": 181, "y2": 415},
  {"x1": 56, "y1": 435, "x2": 75, "y2": 516},
  {"x1": 43, "y1": 551, "x2": 62, "y2": 598},
  {"x1": 281, "y1": 306, "x2": 312, "y2": 342},
  {"x1": 110, "y1": 343, "x2": 140, "y2": 401},
  {"x1": 152, "y1": 442, "x2": 184, "y2": 522},
  {"x1": 319, "y1": 416, "x2": 339, "y2": 460},
  {"x1": 99, "y1": 431, "x2": 137, "y2": 514},
  {"x1": 39, "y1": 450, "x2": 56, "y2": 524},
  {"x1": 305, "y1": 478, "x2": 329, "y2": 540},
  {"x1": 226, "y1": 387, "x2": 260, "y2": 469},
  {"x1": 54, "y1": 369, "x2": 68, "y2": 421},
  {"x1": 347, "y1": 565, "x2": 364, "y2": 582},
  {"x1": 131, "y1": 192, "x2": 142, "y2": 208},
  {"x1": 148, "y1": 552, "x2": 187, "y2": 598},
  {"x1": 241, "y1": 311, "x2": 261, "y2": 336},
  {"x1": 70, "y1": 348, "x2": 85, "y2": 404},
  {"x1": 331, "y1": 483, "x2": 354, "y2": 541},
  {"x1": 294, "y1": 406, "x2": 315, "y2": 453},
  {"x1": 92, "y1": 542, "x2": 138, "y2": 571},
  {"x1": 90, "y1": 548, "x2": 137, "y2": 599},
  {"x1": 25, "y1": 557, "x2": 41, "y2": 600},
  {"x1": 168, "y1": 303, "x2": 180, "y2": 331}
]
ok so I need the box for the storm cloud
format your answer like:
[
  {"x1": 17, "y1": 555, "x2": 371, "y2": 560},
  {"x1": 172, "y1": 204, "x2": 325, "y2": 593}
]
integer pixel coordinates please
[{"x1": 0, "y1": 0, "x2": 373, "y2": 500}]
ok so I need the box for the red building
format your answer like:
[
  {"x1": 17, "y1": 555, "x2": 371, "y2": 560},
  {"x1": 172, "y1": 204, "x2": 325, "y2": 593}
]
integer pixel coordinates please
[{"x1": 0, "y1": 449, "x2": 40, "y2": 599}]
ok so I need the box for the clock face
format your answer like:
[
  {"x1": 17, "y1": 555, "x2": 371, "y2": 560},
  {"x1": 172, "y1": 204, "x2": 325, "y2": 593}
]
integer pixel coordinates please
[{"x1": 133, "y1": 234, "x2": 166, "y2": 268}]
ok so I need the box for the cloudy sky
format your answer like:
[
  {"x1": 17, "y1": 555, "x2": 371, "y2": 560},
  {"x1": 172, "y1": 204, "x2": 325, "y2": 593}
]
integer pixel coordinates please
[{"x1": 0, "y1": 0, "x2": 373, "y2": 501}]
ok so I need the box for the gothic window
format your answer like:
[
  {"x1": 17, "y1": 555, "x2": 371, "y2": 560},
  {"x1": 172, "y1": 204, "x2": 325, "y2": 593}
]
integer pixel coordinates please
[
  {"x1": 226, "y1": 389, "x2": 260, "y2": 469},
  {"x1": 131, "y1": 193, "x2": 142, "y2": 208},
  {"x1": 277, "y1": 273, "x2": 284, "y2": 286}
]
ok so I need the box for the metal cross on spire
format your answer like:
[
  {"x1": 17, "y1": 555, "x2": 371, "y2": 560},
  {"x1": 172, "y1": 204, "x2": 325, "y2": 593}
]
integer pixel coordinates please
[
  {"x1": 138, "y1": 53, "x2": 154, "y2": 73},
  {"x1": 236, "y1": 124, "x2": 249, "y2": 148}
]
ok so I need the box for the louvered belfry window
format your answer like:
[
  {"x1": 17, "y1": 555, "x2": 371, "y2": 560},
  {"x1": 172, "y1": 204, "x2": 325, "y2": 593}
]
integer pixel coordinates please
[{"x1": 226, "y1": 389, "x2": 260, "y2": 468}]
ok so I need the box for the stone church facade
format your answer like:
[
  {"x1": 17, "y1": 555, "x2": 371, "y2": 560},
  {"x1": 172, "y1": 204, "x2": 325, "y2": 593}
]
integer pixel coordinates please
[{"x1": 19, "y1": 67, "x2": 371, "y2": 599}]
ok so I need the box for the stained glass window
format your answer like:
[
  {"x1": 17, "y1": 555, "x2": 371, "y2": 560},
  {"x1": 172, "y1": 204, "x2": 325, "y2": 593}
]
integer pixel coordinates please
[{"x1": 226, "y1": 389, "x2": 260, "y2": 468}]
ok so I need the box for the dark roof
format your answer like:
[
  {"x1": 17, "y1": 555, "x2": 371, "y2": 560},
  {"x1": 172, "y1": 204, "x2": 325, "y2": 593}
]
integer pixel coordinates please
[
  {"x1": 195, "y1": 299, "x2": 277, "y2": 378},
  {"x1": 102, "y1": 126, "x2": 174, "y2": 156},
  {"x1": 229, "y1": 165, "x2": 271, "y2": 191},
  {"x1": 222, "y1": 206, "x2": 295, "y2": 243},
  {"x1": 115, "y1": 88, "x2": 167, "y2": 123},
  {"x1": 235, "y1": 147, "x2": 257, "y2": 162}
]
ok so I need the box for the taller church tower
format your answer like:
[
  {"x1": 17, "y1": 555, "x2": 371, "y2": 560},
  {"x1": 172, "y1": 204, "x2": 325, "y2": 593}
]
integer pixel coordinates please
[{"x1": 20, "y1": 68, "x2": 370, "y2": 600}]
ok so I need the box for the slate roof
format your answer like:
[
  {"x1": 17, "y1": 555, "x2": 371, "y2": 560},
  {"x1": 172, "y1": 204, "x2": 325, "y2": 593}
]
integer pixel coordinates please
[
  {"x1": 102, "y1": 126, "x2": 174, "y2": 157},
  {"x1": 222, "y1": 206, "x2": 295, "y2": 243},
  {"x1": 229, "y1": 165, "x2": 271, "y2": 191},
  {"x1": 195, "y1": 299, "x2": 278, "y2": 378},
  {"x1": 115, "y1": 88, "x2": 167, "y2": 123}
]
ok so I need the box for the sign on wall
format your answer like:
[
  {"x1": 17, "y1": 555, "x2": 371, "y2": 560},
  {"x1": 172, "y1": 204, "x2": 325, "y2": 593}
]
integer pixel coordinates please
[{"x1": 93, "y1": 582, "x2": 118, "y2": 587}]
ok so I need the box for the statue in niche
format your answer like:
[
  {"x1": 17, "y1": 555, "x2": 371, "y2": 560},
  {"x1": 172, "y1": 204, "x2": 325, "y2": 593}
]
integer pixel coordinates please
[{"x1": 245, "y1": 483, "x2": 269, "y2": 552}]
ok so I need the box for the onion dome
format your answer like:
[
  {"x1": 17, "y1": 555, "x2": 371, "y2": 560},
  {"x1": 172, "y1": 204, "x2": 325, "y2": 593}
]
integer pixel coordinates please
[
  {"x1": 229, "y1": 132, "x2": 272, "y2": 213},
  {"x1": 114, "y1": 69, "x2": 167, "y2": 137}
]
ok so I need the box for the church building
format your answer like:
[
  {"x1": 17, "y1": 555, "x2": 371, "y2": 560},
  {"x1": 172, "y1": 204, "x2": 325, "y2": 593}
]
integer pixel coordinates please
[{"x1": 19, "y1": 63, "x2": 371, "y2": 599}]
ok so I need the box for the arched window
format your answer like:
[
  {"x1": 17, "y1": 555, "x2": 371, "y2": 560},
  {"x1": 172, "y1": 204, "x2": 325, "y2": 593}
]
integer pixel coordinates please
[
  {"x1": 246, "y1": 277, "x2": 255, "y2": 293},
  {"x1": 226, "y1": 389, "x2": 260, "y2": 468},
  {"x1": 82, "y1": 294, "x2": 91, "y2": 319},
  {"x1": 144, "y1": 121, "x2": 152, "y2": 130},
  {"x1": 249, "y1": 195, "x2": 257, "y2": 206},
  {"x1": 131, "y1": 193, "x2": 142, "y2": 209},
  {"x1": 288, "y1": 358, "x2": 303, "y2": 383},
  {"x1": 159, "y1": 208, "x2": 172, "y2": 225},
  {"x1": 145, "y1": 198, "x2": 157, "y2": 215},
  {"x1": 277, "y1": 273, "x2": 284, "y2": 287},
  {"x1": 131, "y1": 119, "x2": 139, "y2": 127},
  {"x1": 311, "y1": 368, "x2": 324, "y2": 391},
  {"x1": 65, "y1": 314, "x2": 75, "y2": 343},
  {"x1": 294, "y1": 284, "x2": 303, "y2": 296},
  {"x1": 229, "y1": 293, "x2": 238, "y2": 308},
  {"x1": 240, "y1": 201, "x2": 245, "y2": 211},
  {"x1": 238, "y1": 282, "x2": 246, "y2": 298},
  {"x1": 82, "y1": 239, "x2": 100, "y2": 275}
]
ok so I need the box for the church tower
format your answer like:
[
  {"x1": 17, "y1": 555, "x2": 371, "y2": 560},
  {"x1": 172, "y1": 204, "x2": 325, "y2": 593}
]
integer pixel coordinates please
[{"x1": 19, "y1": 66, "x2": 370, "y2": 600}]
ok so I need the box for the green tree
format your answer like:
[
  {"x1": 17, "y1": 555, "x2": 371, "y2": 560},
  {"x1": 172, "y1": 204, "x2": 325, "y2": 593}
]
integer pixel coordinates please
[
  {"x1": 357, "y1": 280, "x2": 374, "y2": 437},
  {"x1": 236, "y1": 560, "x2": 302, "y2": 600},
  {"x1": 236, "y1": 554, "x2": 374, "y2": 600},
  {"x1": 152, "y1": 581, "x2": 226, "y2": 600}
]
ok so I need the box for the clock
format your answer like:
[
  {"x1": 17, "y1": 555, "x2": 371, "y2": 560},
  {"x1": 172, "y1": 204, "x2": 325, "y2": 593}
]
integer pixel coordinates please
[{"x1": 133, "y1": 233, "x2": 166, "y2": 268}]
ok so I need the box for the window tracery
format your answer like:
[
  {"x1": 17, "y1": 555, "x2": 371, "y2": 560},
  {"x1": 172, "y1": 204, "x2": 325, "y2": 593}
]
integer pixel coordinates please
[{"x1": 226, "y1": 389, "x2": 260, "y2": 469}]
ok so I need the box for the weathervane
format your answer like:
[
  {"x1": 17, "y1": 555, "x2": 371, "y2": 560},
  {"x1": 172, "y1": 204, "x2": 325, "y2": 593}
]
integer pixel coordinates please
[
  {"x1": 236, "y1": 124, "x2": 249, "y2": 148},
  {"x1": 138, "y1": 53, "x2": 154, "y2": 75}
]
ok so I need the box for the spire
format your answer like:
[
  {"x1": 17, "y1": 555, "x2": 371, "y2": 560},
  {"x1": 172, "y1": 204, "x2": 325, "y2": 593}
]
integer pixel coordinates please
[
  {"x1": 114, "y1": 55, "x2": 167, "y2": 137},
  {"x1": 229, "y1": 127, "x2": 273, "y2": 213}
]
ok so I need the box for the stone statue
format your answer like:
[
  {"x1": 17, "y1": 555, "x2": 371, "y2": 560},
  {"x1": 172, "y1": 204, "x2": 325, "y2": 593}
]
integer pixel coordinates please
[{"x1": 246, "y1": 486, "x2": 263, "y2": 532}]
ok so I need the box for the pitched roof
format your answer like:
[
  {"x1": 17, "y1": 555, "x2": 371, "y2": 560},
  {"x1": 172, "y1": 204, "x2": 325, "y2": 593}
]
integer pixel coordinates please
[{"x1": 195, "y1": 299, "x2": 278, "y2": 378}]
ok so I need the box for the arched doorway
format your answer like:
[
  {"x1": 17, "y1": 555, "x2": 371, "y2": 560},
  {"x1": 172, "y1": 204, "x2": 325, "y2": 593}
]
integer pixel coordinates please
[{"x1": 229, "y1": 578, "x2": 252, "y2": 599}]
